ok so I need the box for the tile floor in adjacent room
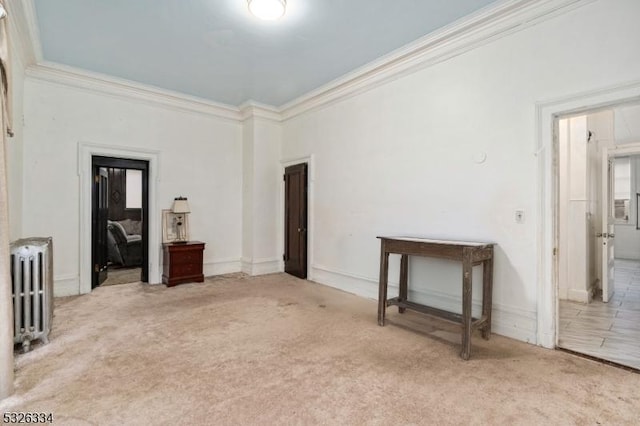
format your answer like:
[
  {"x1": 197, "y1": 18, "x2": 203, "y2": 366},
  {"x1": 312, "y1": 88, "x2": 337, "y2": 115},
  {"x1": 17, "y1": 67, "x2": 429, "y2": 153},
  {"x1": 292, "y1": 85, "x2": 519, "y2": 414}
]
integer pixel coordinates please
[{"x1": 559, "y1": 259, "x2": 640, "y2": 370}]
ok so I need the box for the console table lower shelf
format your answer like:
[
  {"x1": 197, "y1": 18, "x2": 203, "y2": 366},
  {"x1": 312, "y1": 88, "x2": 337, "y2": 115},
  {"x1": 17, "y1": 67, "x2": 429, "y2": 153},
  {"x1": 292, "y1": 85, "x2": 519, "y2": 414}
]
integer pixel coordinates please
[
  {"x1": 377, "y1": 236, "x2": 495, "y2": 360},
  {"x1": 162, "y1": 241, "x2": 205, "y2": 287}
]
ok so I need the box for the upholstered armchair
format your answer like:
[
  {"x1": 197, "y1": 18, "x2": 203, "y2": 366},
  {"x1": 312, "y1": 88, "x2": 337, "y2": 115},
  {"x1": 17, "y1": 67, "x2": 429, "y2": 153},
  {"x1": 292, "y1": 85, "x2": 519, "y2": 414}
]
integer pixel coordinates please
[{"x1": 107, "y1": 220, "x2": 142, "y2": 267}]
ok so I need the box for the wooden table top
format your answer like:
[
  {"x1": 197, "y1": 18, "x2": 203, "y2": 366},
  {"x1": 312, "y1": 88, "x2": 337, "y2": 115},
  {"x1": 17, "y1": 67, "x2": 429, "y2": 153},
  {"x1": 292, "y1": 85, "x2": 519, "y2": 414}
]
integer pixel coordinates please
[{"x1": 377, "y1": 236, "x2": 495, "y2": 247}]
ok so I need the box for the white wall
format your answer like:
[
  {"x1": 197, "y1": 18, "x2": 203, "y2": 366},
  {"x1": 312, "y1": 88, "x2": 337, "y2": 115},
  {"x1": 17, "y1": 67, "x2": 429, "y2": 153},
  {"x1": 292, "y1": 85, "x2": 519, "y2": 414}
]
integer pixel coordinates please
[
  {"x1": 241, "y1": 116, "x2": 282, "y2": 275},
  {"x1": 250, "y1": 119, "x2": 281, "y2": 266},
  {"x1": 615, "y1": 156, "x2": 640, "y2": 260},
  {"x1": 6, "y1": 21, "x2": 26, "y2": 241},
  {"x1": 558, "y1": 116, "x2": 598, "y2": 303},
  {"x1": 22, "y1": 79, "x2": 243, "y2": 295},
  {"x1": 614, "y1": 104, "x2": 640, "y2": 145},
  {"x1": 613, "y1": 104, "x2": 640, "y2": 259},
  {"x1": 242, "y1": 118, "x2": 254, "y2": 266},
  {"x1": 281, "y1": 0, "x2": 640, "y2": 343}
]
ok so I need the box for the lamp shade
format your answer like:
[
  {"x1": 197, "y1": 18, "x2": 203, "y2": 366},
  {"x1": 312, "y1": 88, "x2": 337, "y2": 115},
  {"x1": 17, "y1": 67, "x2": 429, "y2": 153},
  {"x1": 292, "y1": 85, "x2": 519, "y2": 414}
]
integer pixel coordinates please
[
  {"x1": 248, "y1": 0, "x2": 286, "y2": 20},
  {"x1": 172, "y1": 197, "x2": 191, "y2": 214}
]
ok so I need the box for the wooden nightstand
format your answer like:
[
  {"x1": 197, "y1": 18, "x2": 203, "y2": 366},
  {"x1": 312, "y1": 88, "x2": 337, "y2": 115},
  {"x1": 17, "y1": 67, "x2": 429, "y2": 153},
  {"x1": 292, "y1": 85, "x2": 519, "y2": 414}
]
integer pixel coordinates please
[{"x1": 162, "y1": 241, "x2": 205, "y2": 287}]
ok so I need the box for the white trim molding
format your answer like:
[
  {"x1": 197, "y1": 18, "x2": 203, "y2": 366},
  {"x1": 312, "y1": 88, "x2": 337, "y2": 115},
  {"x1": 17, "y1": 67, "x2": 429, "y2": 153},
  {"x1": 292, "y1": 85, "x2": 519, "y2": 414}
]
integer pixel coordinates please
[
  {"x1": 27, "y1": 62, "x2": 242, "y2": 121},
  {"x1": 78, "y1": 142, "x2": 161, "y2": 295},
  {"x1": 311, "y1": 264, "x2": 537, "y2": 343},
  {"x1": 279, "y1": 0, "x2": 596, "y2": 120},
  {"x1": 203, "y1": 258, "x2": 242, "y2": 277},
  {"x1": 535, "y1": 80, "x2": 640, "y2": 349},
  {"x1": 240, "y1": 257, "x2": 281, "y2": 276},
  {"x1": 19, "y1": 0, "x2": 596, "y2": 126},
  {"x1": 53, "y1": 274, "x2": 80, "y2": 298},
  {"x1": 567, "y1": 289, "x2": 593, "y2": 304},
  {"x1": 239, "y1": 101, "x2": 282, "y2": 122}
]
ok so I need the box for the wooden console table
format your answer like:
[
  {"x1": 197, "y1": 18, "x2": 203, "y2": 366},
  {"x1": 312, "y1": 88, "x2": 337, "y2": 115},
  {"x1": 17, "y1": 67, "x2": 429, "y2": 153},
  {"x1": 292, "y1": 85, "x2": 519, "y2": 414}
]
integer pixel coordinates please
[
  {"x1": 377, "y1": 236, "x2": 495, "y2": 360},
  {"x1": 162, "y1": 241, "x2": 205, "y2": 287}
]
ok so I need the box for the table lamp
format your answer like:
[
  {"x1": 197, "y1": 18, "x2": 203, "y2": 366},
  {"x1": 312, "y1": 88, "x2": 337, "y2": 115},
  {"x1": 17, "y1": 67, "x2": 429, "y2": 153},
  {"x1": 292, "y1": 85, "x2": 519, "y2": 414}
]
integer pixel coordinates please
[{"x1": 172, "y1": 197, "x2": 191, "y2": 243}]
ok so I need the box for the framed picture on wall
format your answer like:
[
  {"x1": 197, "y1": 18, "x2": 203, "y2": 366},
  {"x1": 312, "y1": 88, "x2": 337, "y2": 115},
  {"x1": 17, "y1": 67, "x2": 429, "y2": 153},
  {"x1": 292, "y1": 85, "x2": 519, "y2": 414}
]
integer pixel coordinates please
[
  {"x1": 162, "y1": 209, "x2": 190, "y2": 243},
  {"x1": 162, "y1": 210, "x2": 177, "y2": 243}
]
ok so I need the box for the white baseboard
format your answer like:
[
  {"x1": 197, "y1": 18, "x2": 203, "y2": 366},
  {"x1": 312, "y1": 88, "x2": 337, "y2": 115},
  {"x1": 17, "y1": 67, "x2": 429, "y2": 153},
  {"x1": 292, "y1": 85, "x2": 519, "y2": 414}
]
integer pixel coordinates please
[
  {"x1": 54, "y1": 259, "x2": 243, "y2": 297},
  {"x1": 538, "y1": 331, "x2": 556, "y2": 349},
  {"x1": 241, "y1": 257, "x2": 281, "y2": 276},
  {"x1": 312, "y1": 265, "x2": 381, "y2": 299},
  {"x1": 204, "y1": 258, "x2": 242, "y2": 277},
  {"x1": 567, "y1": 288, "x2": 591, "y2": 304},
  {"x1": 54, "y1": 275, "x2": 81, "y2": 297},
  {"x1": 311, "y1": 264, "x2": 537, "y2": 344},
  {"x1": 241, "y1": 259, "x2": 251, "y2": 275}
]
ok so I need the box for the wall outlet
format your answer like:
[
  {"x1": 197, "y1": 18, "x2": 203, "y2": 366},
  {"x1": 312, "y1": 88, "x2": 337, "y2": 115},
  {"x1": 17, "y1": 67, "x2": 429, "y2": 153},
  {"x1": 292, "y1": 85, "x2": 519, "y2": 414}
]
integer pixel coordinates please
[{"x1": 515, "y1": 209, "x2": 525, "y2": 224}]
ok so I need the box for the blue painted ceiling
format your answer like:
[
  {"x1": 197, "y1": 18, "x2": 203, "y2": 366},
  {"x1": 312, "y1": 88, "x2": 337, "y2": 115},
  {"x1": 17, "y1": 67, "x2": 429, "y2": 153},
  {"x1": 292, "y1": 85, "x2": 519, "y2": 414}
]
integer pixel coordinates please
[{"x1": 34, "y1": 0, "x2": 496, "y2": 107}]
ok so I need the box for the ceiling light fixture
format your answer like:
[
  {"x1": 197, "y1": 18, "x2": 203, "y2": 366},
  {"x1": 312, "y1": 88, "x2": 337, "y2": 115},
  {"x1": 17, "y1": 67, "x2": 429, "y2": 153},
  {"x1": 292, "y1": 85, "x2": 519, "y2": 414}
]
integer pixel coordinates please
[{"x1": 247, "y1": 0, "x2": 286, "y2": 21}]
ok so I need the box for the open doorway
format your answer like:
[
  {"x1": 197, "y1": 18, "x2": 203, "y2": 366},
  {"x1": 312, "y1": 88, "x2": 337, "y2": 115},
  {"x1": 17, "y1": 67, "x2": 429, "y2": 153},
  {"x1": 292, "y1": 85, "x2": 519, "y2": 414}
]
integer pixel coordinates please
[
  {"x1": 557, "y1": 103, "x2": 640, "y2": 369},
  {"x1": 91, "y1": 156, "x2": 149, "y2": 289}
]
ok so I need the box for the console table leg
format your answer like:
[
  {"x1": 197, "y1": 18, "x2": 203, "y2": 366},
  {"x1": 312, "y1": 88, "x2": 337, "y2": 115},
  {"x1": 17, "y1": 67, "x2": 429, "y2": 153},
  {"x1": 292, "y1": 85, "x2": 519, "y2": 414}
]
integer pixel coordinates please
[
  {"x1": 481, "y1": 252, "x2": 494, "y2": 340},
  {"x1": 461, "y1": 248, "x2": 473, "y2": 360},
  {"x1": 399, "y1": 254, "x2": 409, "y2": 313},
  {"x1": 378, "y1": 244, "x2": 389, "y2": 326}
]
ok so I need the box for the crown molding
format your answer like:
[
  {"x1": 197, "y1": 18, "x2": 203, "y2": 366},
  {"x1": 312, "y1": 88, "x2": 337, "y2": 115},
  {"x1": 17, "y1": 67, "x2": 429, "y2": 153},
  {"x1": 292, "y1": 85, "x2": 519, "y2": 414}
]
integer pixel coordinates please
[
  {"x1": 26, "y1": 62, "x2": 242, "y2": 121},
  {"x1": 25, "y1": 62, "x2": 283, "y2": 123},
  {"x1": 239, "y1": 101, "x2": 282, "y2": 122},
  {"x1": 18, "y1": 0, "x2": 596, "y2": 125},
  {"x1": 279, "y1": 0, "x2": 596, "y2": 121}
]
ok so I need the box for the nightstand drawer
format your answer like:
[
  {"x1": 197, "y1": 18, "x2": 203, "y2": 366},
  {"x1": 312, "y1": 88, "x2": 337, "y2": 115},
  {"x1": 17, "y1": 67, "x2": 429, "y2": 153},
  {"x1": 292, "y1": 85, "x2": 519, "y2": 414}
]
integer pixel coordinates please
[
  {"x1": 172, "y1": 262, "x2": 199, "y2": 277},
  {"x1": 162, "y1": 241, "x2": 205, "y2": 287},
  {"x1": 170, "y1": 250, "x2": 202, "y2": 265}
]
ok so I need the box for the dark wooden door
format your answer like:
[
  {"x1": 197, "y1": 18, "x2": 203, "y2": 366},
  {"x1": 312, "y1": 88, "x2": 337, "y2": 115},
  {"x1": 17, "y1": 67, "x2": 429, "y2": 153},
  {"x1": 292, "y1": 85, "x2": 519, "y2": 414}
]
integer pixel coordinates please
[
  {"x1": 92, "y1": 167, "x2": 109, "y2": 288},
  {"x1": 92, "y1": 156, "x2": 150, "y2": 285},
  {"x1": 284, "y1": 163, "x2": 308, "y2": 279}
]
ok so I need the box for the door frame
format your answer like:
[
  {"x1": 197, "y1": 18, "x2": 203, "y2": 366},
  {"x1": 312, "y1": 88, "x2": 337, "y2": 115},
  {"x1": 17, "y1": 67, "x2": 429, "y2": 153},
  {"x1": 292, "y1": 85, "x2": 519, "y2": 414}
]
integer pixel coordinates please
[
  {"x1": 92, "y1": 166, "x2": 109, "y2": 288},
  {"x1": 79, "y1": 142, "x2": 161, "y2": 294},
  {"x1": 536, "y1": 80, "x2": 640, "y2": 348},
  {"x1": 283, "y1": 163, "x2": 308, "y2": 279},
  {"x1": 279, "y1": 155, "x2": 314, "y2": 280},
  {"x1": 91, "y1": 155, "x2": 150, "y2": 289}
]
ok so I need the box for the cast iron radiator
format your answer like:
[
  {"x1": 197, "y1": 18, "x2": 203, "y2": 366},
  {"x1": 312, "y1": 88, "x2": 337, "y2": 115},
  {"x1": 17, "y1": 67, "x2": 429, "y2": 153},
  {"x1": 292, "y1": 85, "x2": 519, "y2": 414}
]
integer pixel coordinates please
[{"x1": 10, "y1": 237, "x2": 54, "y2": 352}]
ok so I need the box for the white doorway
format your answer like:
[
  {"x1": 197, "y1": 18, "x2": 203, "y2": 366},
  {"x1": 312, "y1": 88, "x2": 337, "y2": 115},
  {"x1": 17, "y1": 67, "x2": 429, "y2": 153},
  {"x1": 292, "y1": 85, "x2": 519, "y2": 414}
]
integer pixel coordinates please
[
  {"x1": 556, "y1": 103, "x2": 640, "y2": 369},
  {"x1": 78, "y1": 142, "x2": 162, "y2": 294}
]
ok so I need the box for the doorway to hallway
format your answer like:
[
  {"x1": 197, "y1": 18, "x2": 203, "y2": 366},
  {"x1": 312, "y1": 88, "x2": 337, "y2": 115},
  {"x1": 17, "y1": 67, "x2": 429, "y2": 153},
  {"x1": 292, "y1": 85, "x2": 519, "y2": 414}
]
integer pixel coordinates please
[{"x1": 556, "y1": 103, "x2": 640, "y2": 369}]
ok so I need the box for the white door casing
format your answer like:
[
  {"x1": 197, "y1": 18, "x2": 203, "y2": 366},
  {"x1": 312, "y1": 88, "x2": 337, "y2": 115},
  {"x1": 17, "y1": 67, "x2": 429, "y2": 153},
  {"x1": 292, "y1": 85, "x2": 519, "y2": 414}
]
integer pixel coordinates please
[
  {"x1": 536, "y1": 80, "x2": 640, "y2": 349},
  {"x1": 78, "y1": 142, "x2": 161, "y2": 294},
  {"x1": 601, "y1": 152, "x2": 615, "y2": 302}
]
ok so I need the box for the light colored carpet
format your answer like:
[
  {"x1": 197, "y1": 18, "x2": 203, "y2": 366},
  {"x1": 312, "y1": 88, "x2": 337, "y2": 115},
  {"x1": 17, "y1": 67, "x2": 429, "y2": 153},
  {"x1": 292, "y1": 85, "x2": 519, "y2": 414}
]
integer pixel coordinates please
[{"x1": 1, "y1": 273, "x2": 639, "y2": 425}]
